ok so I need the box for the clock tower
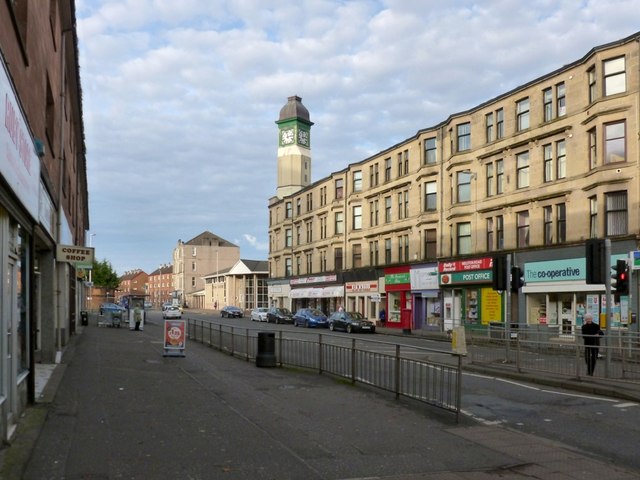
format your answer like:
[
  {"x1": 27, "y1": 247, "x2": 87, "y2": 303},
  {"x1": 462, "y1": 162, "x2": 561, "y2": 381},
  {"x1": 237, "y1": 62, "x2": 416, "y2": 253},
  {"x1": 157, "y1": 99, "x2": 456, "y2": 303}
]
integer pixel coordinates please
[{"x1": 275, "y1": 95, "x2": 313, "y2": 199}]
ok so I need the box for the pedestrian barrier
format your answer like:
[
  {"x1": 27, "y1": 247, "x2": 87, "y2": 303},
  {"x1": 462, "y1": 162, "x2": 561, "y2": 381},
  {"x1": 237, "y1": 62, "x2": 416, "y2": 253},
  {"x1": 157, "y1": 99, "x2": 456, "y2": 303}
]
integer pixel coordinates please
[{"x1": 186, "y1": 318, "x2": 463, "y2": 421}]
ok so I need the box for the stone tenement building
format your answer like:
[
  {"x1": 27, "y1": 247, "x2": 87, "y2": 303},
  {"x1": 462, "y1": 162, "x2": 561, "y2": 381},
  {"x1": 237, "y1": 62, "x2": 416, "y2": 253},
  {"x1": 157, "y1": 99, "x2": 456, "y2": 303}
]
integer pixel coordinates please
[{"x1": 268, "y1": 32, "x2": 639, "y2": 335}]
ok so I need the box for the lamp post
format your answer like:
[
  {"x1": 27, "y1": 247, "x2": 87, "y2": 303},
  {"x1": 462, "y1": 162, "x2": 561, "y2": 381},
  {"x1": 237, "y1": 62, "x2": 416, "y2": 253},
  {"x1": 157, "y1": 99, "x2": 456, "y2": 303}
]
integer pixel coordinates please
[{"x1": 88, "y1": 233, "x2": 96, "y2": 284}]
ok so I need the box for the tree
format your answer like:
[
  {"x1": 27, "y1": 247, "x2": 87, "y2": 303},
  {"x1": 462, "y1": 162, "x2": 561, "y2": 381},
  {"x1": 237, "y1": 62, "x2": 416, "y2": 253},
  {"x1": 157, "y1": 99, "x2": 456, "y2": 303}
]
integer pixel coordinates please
[{"x1": 92, "y1": 259, "x2": 120, "y2": 290}]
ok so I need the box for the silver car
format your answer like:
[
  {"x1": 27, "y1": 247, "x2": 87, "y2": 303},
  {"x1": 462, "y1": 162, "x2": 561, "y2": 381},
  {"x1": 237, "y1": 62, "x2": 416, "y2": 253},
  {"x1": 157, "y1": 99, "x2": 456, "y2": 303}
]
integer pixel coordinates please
[{"x1": 251, "y1": 307, "x2": 269, "y2": 322}]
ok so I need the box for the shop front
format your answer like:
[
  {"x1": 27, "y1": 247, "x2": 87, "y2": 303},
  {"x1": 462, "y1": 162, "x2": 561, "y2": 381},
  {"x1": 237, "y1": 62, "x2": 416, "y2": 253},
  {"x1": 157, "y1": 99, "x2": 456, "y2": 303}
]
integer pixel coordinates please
[
  {"x1": 439, "y1": 257, "x2": 503, "y2": 331},
  {"x1": 384, "y1": 266, "x2": 412, "y2": 331},
  {"x1": 522, "y1": 255, "x2": 628, "y2": 336},
  {"x1": 410, "y1": 264, "x2": 441, "y2": 331},
  {"x1": 344, "y1": 279, "x2": 383, "y2": 321},
  {"x1": 267, "y1": 279, "x2": 291, "y2": 310},
  {"x1": 289, "y1": 274, "x2": 344, "y2": 315}
]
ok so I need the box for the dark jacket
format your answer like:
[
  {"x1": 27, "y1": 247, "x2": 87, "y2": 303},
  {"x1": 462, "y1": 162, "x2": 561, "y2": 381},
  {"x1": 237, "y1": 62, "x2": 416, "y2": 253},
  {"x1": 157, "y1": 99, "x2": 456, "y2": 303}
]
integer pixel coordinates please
[{"x1": 581, "y1": 321, "x2": 602, "y2": 346}]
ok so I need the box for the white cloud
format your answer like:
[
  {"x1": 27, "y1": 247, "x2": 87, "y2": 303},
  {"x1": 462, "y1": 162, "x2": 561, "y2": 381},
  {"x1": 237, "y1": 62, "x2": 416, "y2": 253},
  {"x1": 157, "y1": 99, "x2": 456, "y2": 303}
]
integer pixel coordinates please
[{"x1": 76, "y1": 0, "x2": 639, "y2": 274}]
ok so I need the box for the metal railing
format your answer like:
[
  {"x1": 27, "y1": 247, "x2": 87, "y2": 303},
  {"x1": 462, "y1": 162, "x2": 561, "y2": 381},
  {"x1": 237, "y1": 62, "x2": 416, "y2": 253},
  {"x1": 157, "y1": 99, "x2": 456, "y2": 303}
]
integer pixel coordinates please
[
  {"x1": 187, "y1": 319, "x2": 463, "y2": 420},
  {"x1": 468, "y1": 325, "x2": 640, "y2": 382}
]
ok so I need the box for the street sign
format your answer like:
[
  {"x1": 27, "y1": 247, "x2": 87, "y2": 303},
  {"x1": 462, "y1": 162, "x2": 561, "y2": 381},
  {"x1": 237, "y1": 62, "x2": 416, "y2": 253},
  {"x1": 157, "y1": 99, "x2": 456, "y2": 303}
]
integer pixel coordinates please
[{"x1": 631, "y1": 251, "x2": 640, "y2": 270}]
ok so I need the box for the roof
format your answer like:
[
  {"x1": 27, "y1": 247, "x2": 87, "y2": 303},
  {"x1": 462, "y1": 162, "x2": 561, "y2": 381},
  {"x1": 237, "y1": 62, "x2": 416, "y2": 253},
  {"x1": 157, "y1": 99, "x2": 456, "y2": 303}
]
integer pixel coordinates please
[
  {"x1": 277, "y1": 95, "x2": 314, "y2": 125},
  {"x1": 181, "y1": 231, "x2": 238, "y2": 248}
]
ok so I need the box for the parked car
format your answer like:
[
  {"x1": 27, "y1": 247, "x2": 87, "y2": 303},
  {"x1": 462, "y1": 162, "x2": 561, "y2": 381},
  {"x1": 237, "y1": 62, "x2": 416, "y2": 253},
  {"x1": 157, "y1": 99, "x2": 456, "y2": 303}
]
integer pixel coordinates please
[
  {"x1": 221, "y1": 306, "x2": 244, "y2": 318},
  {"x1": 162, "y1": 305, "x2": 182, "y2": 319},
  {"x1": 99, "y1": 303, "x2": 125, "y2": 316},
  {"x1": 250, "y1": 307, "x2": 269, "y2": 322},
  {"x1": 293, "y1": 308, "x2": 328, "y2": 328},
  {"x1": 328, "y1": 311, "x2": 376, "y2": 333},
  {"x1": 144, "y1": 301, "x2": 153, "y2": 309},
  {"x1": 266, "y1": 307, "x2": 294, "y2": 324},
  {"x1": 162, "y1": 302, "x2": 172, "y2": 311}
]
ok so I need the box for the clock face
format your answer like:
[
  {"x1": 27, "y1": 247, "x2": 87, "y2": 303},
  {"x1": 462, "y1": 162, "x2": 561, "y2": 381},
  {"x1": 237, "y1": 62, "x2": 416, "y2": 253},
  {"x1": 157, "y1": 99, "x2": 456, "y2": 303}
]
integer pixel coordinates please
[
  {"x1": 281, "y1": 128, "x2": 294, "y2": 145},
  {"x1": 297, "y1": 129, "x2": 309, "y2": 147}
]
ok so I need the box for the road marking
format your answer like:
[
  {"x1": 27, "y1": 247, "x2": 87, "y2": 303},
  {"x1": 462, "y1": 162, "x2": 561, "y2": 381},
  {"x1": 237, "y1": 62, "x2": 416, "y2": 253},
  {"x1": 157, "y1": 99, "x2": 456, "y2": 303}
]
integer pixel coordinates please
[{"x1": 613, "y1": 402, "x2": 638, "y2": 408}]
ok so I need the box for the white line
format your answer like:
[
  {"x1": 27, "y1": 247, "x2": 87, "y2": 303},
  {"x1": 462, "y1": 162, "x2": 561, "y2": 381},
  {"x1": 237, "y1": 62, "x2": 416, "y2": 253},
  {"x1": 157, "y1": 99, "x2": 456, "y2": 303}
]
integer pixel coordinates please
[{"x1": 613, "y1": 402, "x2": 638, "y2": 408}]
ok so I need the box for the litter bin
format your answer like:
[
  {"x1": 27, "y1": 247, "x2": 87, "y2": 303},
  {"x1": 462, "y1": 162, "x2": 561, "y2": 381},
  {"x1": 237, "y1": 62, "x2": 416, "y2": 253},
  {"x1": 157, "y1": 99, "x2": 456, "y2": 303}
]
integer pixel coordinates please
[
  {"x1": 256, "y1": 332, "x2": 276, "y2": 368},
  {"x1": 81, "y1": 310, "x2": 88, "y2": 326}
]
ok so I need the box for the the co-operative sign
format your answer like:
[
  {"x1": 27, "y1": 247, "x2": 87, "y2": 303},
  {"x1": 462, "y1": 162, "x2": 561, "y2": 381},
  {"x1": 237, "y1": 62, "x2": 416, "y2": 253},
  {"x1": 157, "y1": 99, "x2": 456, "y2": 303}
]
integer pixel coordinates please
[{"x1": 56, "y1": 244, "x2": 95, "y2": 268}]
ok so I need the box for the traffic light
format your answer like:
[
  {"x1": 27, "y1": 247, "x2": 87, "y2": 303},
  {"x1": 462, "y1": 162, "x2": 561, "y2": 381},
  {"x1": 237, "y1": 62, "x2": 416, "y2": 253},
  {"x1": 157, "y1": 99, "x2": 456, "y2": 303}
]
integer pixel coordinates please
[
  {"x1": 612, "y1": 259, "x2": 629, "y2": 296},
  {"x1": 492, "y1": 255, "x2": 507, "y2": 291},
  {"x1": 585, "y1": 239, "x2": 606, "y2": 284},
  {"x1": 511, "y1": 266, "x2": 524, "y2": 293}
]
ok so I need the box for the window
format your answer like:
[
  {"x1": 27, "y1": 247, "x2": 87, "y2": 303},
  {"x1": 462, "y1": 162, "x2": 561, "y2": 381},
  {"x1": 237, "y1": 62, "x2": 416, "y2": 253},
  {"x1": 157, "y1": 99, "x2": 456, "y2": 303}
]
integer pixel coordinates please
[
  {"x1": 457, "y1": 171, "x2": 472, "y2": 203},
  {"x1": 397, "y1": 152, "x2": 402, "y2": 177},
  {"x1": 296, "y1": 255, "x2": 301, "y2": 275},
  {"x1": 320, "y1": 250, "x2": 327, "y2": 271},
  {"x1": 457, "y1": 222, "x2": 471, "y2": 255},
  {"x1": 369, "y1": 163, "x2": 379, "y2": 187},
  {"x1": 369, "y1": 200, "x2": 379, "y2": 226},
  {"x1": 335, "y1": 248, "x2": 343, "y2": 271},
  {"x1": 384, "y1": 158, "x2": 392, "y2": 181},
  {"x1": 335, "y1": 178, "x2": 344, "y2": 199},
  {"x1": 605, "y1": 191, "x2": 627, "y2": 236},
  {"x1": 352, "y1": 205, "x2": 362, "y2": 230},
  {"x1": 285, "y1": 228, "x2": 292, "y2": 247},
  {"x1": 398, "y1": 235, "x2": 409, "y2": 262},
  {"x1": 403, "y1": 150, "x2": 409, "y2": 175},
  {"x1": 486, "y1": 218, "x2": 494, "y2": 251},
  {"x1": 424, "y1": 137, "x2": 437, "y2": 164},
  {"x1": 589, "y1": 196, "x2": 598, "y2": 238},
  {"x1": 320, "y1": 186, "x2": 327, "y2": 206},
  {"x1": 544, "y1": 206, "x2": 553, "y2": 245},
  {"x1": 496, "y1": 108, "x2": 504, "y2": 139},
  {"x1": 556, "y1": 82, "x2": 566, "y2": 117},
  {"x1": 424, "y1": 181, "x2": 437, "y2": 211},
  {"x1": 589, "y1": 128, "x2": 597, "y2": 169},
  {"x1": 557, "y1": 203, "x2": 566, "y2": 243},
  {"x1": 307, "y1": 254, "x2": 314, "y2": 274},
  {"x1": 456, "y1": 122, "x2": 471, "y2": 152},
  {"x1": 306, "y1": 220, "x2": 313, "y2": 243},
  {"x1": 335, "y1": 212, "x2": 343, "y2": 234},
  {"x1": 543, "y1": 144, "x2": 553, "y2": 182},
  {"x1": 353, "y1": 170, "x2": 362, "y2": 192},
  {"x1": 556, "y1": 140, "x2": 566, "y2": 179},
  {"x1": 285, "y1": 258, "x2": 292, "y2": 277},
  {"x1": 486, "y1": 164, "x2": 494, "y2": 197},
  {"x1": 496, "y1": 215, "x2": 504, "y2": 249},
  {"x1": 588, "y1": 66, "x2": 597, "y2": 103},
  {"x1": 516, "y1": 151, "x2": 529, "y2": 189},
  {"x1": 604, "y1": 56, "x2": 626, "y2": 96},
  {"x1": 306, "y1": 192, "x2": 313, "y2": 211},
  {"x1": 516, "y1": 98, "x2": 530, "y2": 131},
  {"x1": 296, "y1": 198, "x2": 301, "y2": 215},
  {"x1": 296, "y1": 225, "x2": 301, "y2": 245},
  {"x1": 369, "y1": 241, "x2": 379, "y2": 265},
  {"x1": 352, "y1": 244, "x2": 362, "y2": 268},
  {"x1": 543, "y1": 88, "x2": 553, "y2": 122},
  {"x1": 398, "y1": 190, "x2": 409, "y2": 219},
  {"x1": 384, "y1": 238, "x2": 392, "y2": 264},
  {"x1": 320, "y1": 216, "x2": 327, "y2": 239},
  {"x1": 604, "y1": 121, "x2": 625, "y2": 164},
  {"x1": 517, "y1": 211, "x2": 530, "y2": 248},
  {"x1": 496, "y1": 160, "x2": 504, "y2": 194},
  {"x1": 286, "y1": 201, "x2": 292, "y2": 218},
  {"x1": 424, "y1": 229, "x2": 437, "y2": 260},
  {"x1": 384, "y1": 196, "x2": 392, "y2": 223},
  {"x1": 485, "y1": 112, "x2": 494, "y2": 143}
]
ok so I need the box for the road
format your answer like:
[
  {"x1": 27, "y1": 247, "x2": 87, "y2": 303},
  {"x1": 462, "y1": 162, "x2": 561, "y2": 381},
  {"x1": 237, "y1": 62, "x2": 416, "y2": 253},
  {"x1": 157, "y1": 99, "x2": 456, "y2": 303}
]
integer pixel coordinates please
[{"x1": 175, "y1": 309, "x2": 640, "y2": 472}]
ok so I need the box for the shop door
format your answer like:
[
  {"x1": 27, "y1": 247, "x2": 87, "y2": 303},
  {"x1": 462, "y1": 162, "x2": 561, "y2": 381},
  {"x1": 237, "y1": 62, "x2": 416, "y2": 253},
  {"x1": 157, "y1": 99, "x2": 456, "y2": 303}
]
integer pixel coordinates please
[{"x1": 4, "y1": 256, "x2": 18, "y2": 438}]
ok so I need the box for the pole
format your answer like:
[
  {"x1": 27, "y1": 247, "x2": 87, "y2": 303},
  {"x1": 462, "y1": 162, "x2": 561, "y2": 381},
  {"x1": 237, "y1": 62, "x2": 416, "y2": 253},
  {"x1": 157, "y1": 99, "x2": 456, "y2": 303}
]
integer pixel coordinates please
[
  {"x1": 605, "y1": 239, "x2": 611, "y2": 377},
  {"x1": 505, "y1": 255, "x2": 511, "y2": 359}
]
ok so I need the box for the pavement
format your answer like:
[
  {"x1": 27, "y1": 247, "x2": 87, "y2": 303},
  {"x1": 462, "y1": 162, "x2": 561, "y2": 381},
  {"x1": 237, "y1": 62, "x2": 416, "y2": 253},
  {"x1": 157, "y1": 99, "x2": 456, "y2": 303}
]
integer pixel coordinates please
[{"x1": 1, "y1": 313, "x2": 639, "y2": 479}]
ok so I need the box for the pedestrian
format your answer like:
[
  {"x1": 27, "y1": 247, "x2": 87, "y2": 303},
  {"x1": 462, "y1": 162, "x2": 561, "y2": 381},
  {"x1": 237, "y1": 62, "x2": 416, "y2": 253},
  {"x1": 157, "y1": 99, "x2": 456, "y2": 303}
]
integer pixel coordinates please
[
  {"x1": 581, "y1": 313, "x2": 603, "y2": 376},
  {"x1": 379, "y1": 308, "x2": 386, "y2": 325}
]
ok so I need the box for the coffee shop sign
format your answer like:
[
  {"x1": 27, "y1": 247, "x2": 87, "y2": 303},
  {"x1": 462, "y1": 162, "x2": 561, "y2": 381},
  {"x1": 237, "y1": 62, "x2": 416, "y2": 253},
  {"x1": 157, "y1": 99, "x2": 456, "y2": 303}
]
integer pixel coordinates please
[{"x1": 56, "y1": 244, "x2": 95, "y2": 264}]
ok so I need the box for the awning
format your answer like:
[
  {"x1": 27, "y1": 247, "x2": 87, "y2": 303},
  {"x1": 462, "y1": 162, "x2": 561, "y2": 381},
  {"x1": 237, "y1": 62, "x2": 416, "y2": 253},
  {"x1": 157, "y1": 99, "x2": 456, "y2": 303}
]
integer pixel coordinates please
[{"x1": 290, "y1": 285, "x2": 344, "y2": 298}]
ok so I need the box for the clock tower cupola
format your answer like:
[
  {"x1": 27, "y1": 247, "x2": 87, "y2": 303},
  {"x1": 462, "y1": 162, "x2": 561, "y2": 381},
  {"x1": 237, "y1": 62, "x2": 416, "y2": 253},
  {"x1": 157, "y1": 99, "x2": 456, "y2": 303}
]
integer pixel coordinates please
[{"x1": 275, "y1": 95, "x2": 314, "y2": 199}]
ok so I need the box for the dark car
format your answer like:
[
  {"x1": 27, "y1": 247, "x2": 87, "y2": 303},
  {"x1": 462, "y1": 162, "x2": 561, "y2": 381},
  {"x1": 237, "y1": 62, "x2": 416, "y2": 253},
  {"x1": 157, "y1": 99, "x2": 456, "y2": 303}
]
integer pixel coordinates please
[
  {"x1": 266, "y1": 307, "x2": 294, "y2": 324},
  {"x1": 293, "y1": 308, "x2": 328, "y2": 328},
  {"x1": 328, "y1": 311, "x2": 376, "y2": 333},
  {"x1": 221, "y1": 306, "x2": 243, "y2": 318}
]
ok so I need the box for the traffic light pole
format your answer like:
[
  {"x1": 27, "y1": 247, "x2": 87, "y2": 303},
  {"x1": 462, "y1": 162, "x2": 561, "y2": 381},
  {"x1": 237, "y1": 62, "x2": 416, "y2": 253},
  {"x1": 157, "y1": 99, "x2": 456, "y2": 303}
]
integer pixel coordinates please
[
  {"x1": 505, "y1": 255, "x2": 512, "y2": 359},
  {"x1": 605, "y1": 239, "x2": 612, "y2": 377}
]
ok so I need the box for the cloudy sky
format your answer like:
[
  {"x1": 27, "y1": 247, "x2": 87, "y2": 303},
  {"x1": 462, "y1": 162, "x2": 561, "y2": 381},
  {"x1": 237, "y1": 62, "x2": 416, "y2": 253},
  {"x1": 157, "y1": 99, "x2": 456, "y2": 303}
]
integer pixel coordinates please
[{"x1": 76, "y1": 0, "x2": 639, "y2": 276}]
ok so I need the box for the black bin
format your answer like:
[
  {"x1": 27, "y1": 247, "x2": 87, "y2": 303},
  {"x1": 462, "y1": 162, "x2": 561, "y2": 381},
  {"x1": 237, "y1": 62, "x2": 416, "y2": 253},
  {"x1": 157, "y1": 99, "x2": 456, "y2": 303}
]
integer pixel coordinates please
[
  {"x1": 80, "y1": 311, "x2": 88, "y2": 326},
  {"x1": 256, "y1": 332, "x2": 276, "y2": 368}
]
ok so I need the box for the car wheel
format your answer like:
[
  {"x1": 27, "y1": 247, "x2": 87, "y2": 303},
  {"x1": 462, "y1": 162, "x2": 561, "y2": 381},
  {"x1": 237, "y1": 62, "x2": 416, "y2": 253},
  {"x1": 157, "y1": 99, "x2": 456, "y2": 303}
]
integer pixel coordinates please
[{"x1": 347, "y1": 325, "x2": 353, "y2": 334}]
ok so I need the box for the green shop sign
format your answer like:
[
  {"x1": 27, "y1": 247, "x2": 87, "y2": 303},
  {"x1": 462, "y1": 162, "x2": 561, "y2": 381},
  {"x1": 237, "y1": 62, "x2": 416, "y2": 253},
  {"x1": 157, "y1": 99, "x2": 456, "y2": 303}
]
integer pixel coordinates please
[
  {"x1": 385, "y1": 272, "x2": 410, "y2": 285},
  {"x1": 440, "y1": 270, "x2": 492, "y2": 285}
]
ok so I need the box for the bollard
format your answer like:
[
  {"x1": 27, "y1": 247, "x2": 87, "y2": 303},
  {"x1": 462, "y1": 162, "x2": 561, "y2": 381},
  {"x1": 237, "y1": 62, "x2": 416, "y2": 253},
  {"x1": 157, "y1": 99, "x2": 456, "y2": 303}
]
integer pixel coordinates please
[
  {"x1": 80, "y1": 311, "x2": 88, "y2": 326},
  {"x1": 256, "y1": 332, "x2": 276, "y2": 367}
]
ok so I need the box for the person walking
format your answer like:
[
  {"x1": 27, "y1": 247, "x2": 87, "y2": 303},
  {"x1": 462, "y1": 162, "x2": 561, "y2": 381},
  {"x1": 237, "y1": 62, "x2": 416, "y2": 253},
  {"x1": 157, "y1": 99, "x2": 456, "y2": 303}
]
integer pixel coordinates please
[{"x1": 581, "y1": 313, "x2": 603, "y2": 376}]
